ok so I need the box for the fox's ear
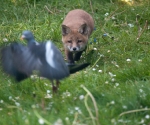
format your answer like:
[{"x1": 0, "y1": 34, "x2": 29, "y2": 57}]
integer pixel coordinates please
[
  {"x1": 62, "y1": 25, "x2": 71, "y2": 36},
  {"x1": 78, "y1": 23, "x2": 89, "y2": 35}
]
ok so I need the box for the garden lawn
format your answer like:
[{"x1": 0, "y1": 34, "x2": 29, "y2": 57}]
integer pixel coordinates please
[{"x1": 0, "y1": 0, "x2": 150, "y2": 125}]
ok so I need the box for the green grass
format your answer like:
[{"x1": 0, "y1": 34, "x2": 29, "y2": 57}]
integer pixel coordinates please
[{"x1": 0, "y1": 0, "x2": 150, "y2": 124}]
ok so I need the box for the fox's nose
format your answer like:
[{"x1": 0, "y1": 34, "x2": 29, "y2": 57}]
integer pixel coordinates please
[{"x1": 73, "y1": 47, "x2": 77, "y2": 51}]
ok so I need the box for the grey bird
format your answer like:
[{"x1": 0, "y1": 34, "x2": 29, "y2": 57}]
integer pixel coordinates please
[{"x1": 0, "y1": 30, "x2": 90, "y2": 92}]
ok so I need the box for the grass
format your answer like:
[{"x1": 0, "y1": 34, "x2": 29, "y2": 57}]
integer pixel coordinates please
[{"x1": 0, "y1": 0, "x2": 150, "y2": 124}]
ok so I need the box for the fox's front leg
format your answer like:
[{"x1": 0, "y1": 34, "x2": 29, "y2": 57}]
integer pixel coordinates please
[
  {"x1": 74, "y1": 51, "x2": 84, "y2": 61},
  {"x1": 65, "y1": 49, "x2": 74, "y2": 64}
]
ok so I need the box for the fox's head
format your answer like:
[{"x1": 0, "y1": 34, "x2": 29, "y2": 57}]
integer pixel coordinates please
[{"x1": 62, "y1": 24, "x2": 89, "y2": 52}]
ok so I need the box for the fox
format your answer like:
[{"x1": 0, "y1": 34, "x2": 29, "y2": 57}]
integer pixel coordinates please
[{"x1": 61, "y1": 9, "x2": 94, "y2": 64}]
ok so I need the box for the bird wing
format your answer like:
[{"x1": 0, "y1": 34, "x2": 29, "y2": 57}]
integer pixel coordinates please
[
  {"x1": 10, "y1": 42, "x2": 42, "y2": 76},
  {"x1": 1, "y1": 43, "x2": 29, "y2": 81},
  {"x1": 40, "y1": 41, "x2": 70, "y2": 80},
  {"x1": 66, "y1": 63, "x2": 90, "y2": 74},
  {"x1": 1, "y1": 42, "x2": 42, "y2": 81}
]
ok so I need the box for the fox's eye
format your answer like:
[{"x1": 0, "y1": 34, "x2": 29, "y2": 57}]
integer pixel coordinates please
[
  {"x1": 78, "y1": 40, "x2": 82, "y2": 43},
  {"x1": 68, "y1": 40, "x2": 72, "y2": 43}
]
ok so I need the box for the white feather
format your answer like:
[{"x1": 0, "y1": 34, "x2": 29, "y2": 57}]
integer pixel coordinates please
[{"x1": 45, "y1": 41, "x2": 56, "y2": 68}]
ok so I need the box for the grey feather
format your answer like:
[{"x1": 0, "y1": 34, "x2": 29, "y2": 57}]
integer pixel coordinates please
[{"x1": 39, "y1": 41, "x2": 69, "y2": 80}]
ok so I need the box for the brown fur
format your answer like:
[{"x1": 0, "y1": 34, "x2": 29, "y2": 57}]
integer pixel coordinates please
[{"x1": 62, "y1": 9, "x2": 94, "y2": 63}]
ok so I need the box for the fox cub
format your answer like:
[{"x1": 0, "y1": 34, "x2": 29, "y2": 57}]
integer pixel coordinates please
[{"x1": 62, "y1": 9, "x2": 94, "y2": 64}]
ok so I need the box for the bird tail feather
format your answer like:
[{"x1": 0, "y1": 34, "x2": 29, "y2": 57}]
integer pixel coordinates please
[{"x1": 67, "y1": 63, "x2": 90, "y2": 74}]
